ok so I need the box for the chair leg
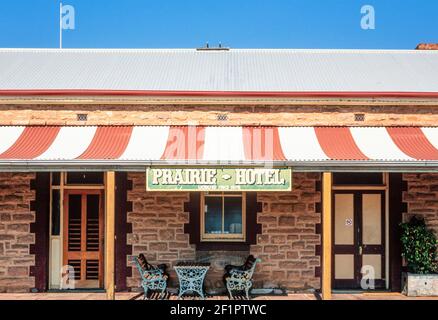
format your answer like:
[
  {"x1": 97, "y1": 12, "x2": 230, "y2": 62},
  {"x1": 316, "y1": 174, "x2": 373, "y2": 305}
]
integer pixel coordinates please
[
  {"x1": 245, "y1": 287, "x2": 249, "y2": 300},
  {"x1": 160, "y1": 284, "x2": 166, "y2": 300},
  {"x1": 226, "y1": 284, "x2": 233, "y2": 300},
  {"x1": 143, "y1": 287, "x2": 149, "y2": 300}
]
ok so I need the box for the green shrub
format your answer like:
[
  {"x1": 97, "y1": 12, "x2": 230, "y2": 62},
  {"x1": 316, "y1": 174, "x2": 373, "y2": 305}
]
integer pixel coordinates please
[{"x1": 400, "y1": 216, "x2": 438, "y2": 274}]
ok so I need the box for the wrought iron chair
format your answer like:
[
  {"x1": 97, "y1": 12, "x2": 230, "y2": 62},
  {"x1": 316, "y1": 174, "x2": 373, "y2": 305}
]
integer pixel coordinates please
[
  {"x1": 132, "y1": 253, "x2": 168, "y2": 299},
  {"x1": 224, "y1": 255, "x2": 261, "y2": 299}
]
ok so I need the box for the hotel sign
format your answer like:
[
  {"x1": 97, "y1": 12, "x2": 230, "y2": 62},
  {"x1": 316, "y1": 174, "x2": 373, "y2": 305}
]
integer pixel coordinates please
[{"x1": 146, "y1": 168, "x2": 292, "y2": 191}]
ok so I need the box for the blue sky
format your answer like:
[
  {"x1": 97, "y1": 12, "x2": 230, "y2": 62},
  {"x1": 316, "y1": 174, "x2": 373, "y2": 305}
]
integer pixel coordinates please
[{"x1": 0, "y1": 0, "x2": 436, "y2": 49}]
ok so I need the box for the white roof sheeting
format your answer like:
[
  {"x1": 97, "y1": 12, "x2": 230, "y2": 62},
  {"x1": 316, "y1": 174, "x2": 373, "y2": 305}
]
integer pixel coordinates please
[{"x1": 0, "y1": 48, "x2": 437, "y2": 93}]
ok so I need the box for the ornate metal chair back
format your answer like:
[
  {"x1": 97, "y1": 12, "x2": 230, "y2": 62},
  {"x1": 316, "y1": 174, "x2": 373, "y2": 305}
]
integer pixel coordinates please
[{"x1": 245, "y1": 257, "x2": 261, "y2": 279}]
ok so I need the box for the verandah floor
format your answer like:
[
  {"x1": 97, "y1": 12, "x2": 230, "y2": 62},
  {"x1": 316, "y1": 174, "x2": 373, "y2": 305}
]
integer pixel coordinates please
[{"x1": 0, "y1": 292, "x2": 436, "y2": 300}]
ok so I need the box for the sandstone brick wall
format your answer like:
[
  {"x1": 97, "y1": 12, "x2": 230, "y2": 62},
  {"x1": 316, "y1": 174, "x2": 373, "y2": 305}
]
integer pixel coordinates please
[
  {"x1": 0, "y1": 173, "x2": 35, "y2": 292},
  {"x1": 126, "y1": 172, "x2": 195, "y2": 289},
  {"x1": 1, "y1": 103, "x2": 438, "y2": 126},
  {"x1": 403, "y1": 173, "x2": 438, "y2": 238},
  {"x1": 251, "y1": 173, "x2": 321, "y2": 291},
  {"x1": 126, "y1": 171, "x2": 321, "y2": 292}
]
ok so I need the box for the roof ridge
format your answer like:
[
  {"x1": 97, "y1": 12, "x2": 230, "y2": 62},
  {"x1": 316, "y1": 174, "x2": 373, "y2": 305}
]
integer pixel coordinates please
[{"x1": 0, "y1": 48, "x2": 436, "y2": 53}]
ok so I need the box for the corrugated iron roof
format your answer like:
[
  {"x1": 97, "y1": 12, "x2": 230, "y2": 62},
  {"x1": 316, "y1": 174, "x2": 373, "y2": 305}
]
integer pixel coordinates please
[{"x1": 0, "y1": 48, "x2": 437, "y2": 95}]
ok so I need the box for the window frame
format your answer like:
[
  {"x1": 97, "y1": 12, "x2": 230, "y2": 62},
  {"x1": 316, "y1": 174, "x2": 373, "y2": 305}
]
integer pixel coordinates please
[{"x1": 200, "y1": 192, "x2": 246, "y2": 242}]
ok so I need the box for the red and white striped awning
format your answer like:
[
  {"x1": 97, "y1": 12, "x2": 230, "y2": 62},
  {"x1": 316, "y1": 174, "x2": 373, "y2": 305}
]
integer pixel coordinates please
[{"x1": 1, "y1": 126, "x2": 438, "y2": 170}]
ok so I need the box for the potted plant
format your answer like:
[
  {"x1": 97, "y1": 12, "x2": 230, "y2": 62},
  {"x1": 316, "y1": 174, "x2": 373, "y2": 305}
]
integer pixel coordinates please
[{"x1": 400, "y1": 216, "x2": 438, "y2": 296}]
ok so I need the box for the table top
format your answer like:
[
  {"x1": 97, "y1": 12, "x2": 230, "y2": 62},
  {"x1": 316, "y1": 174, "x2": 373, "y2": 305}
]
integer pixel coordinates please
[{"x1": 175, "y1": 261, "x2": 210, "y2": 268}]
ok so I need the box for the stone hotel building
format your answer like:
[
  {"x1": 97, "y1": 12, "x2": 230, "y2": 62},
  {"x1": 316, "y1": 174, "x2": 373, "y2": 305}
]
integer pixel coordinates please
[{"x1": 0, "y1": 45, "x2": 437, "y2": 299}]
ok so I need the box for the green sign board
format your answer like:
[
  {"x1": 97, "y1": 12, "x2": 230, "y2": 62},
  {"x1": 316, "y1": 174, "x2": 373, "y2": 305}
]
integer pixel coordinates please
[{"x1": 146, "y1": 167, "x2": 292, "y2": 192}]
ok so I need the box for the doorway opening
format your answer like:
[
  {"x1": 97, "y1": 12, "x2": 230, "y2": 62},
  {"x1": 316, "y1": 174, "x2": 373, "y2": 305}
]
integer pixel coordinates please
[
  {"x1": 49, "y1": 172, "x2": 105, "y2": 290},
  {"x1": 332, "y1": 173, "x2": 388, "y2": 291}
]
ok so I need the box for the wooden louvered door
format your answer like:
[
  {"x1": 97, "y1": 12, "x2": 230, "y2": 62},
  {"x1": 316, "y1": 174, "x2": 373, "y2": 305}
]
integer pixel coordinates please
[{"x1": 63, "y1": 190, "x2": 104, "y2": 289}]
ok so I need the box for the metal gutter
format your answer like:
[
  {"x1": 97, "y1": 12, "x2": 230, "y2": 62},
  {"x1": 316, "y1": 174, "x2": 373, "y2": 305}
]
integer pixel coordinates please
[
  {"x1": 1, "y1": 96, "x2": 438, "y2": 106},
  {"x1": 1, "y1": 160, "x2": 438, "y2": 172},
  {"x1": 1, "y1": 90, "x2": 438, "y2": 99}
]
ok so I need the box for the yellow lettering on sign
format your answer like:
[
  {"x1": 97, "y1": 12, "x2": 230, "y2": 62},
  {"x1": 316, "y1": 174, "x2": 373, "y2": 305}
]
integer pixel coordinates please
[
  {"x1": 152, "y1": 169, "x2": 163, "y2": 184},
  {"x1": 174, "y1": 169, "x2": 183, "y2": 184},
  {"x1": 205, "y1": 169, "x2": 217, "y2": 185},
  {"x1": 234, "y1": 169, "x2": 285, "y2": 186},
  {"x1": 162, "y1": 169, "x2": 173, "y2": 184},
  {"x1": 235, "y1": 169, "x2": 246, "y2": 185},
  {"x1": 148, "y1": 168, "x2": 288, "y2": 190}
]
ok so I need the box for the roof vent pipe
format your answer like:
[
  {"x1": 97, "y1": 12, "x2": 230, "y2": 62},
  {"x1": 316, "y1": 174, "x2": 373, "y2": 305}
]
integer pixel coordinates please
[{"x1": 196, "y1": 42, "x2": 230, "y2": 51}]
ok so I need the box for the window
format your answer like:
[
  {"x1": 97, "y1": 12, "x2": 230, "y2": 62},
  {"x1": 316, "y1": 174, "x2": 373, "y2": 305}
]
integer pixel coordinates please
[
  {"x1": 333, "y1": 173, "x2": 384, "y2": 186},
  {"x1": 51, "y1": 189, "x2": 61, "y2": 236},
  {"x1": 52, "y1": 172, "x2": 61, "y2": 186},
  {"x1": 66, "y1": 172, "x2": 104, "y2": 185},
  {"x1": 201, "y1": 192, "x2": 245, "y2": 241}
]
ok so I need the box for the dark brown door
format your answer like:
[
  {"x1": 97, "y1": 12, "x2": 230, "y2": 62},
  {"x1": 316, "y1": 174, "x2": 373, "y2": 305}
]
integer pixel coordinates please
[
  {"x1": 332, "y1": 190, "x2": 385, "y2": 290},
  {"x1": 63, "y1": 190, "x2": 104, "y2": 288}
]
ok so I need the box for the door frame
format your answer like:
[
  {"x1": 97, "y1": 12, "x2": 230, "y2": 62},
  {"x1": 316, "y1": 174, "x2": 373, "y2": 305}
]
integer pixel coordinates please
[
  {"x1": 331, "y1": 189, "x2": 386, "y2": 290},
  {"x1": 62, "y1": 189, "x2": 105, "y2": 288}
]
